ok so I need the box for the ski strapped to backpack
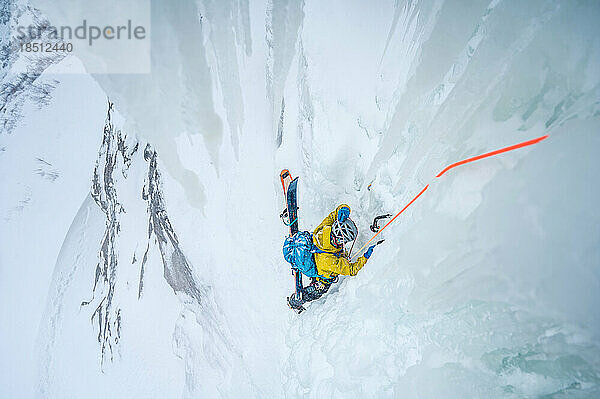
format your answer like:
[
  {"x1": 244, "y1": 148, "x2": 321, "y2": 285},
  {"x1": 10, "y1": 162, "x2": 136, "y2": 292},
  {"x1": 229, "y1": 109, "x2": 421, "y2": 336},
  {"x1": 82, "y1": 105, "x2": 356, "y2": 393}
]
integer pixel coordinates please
[
  {"x1": 283, "y1": 231, "x2": 339, "y2": 283},
  {"x1": 280, "y1": 170, "x2": 304, "y2": 298}
]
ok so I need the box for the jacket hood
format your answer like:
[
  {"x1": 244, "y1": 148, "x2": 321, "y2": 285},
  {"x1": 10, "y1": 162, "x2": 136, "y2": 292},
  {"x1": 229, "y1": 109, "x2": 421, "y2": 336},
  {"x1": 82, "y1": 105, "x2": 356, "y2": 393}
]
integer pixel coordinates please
[{"x1": 314, "y1": 225, "x2": 341, "y2": 253}]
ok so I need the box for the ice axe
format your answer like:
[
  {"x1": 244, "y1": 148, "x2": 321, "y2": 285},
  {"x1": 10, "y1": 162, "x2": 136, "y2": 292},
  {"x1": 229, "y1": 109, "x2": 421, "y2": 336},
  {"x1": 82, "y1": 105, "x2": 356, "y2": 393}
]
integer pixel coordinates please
[
  {"x1": 348, "y1": 215, "x2": 389, "y2": 258},
  {"x1": 370, "y1": 214, "x2": 392, "y2": 233},
  {"x1": 369, "y1": 239, "x2": 385, "y2": 249}
]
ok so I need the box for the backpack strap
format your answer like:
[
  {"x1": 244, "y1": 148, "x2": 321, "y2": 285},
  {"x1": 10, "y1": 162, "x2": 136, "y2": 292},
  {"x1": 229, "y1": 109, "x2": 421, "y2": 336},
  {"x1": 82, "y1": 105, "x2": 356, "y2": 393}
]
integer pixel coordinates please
[
  {"x1": 312, "y1": 247, "x2": 343, "y2": 258},
  {"x1": 282, "y1": 217, "x2": 298, "y2": 227},
  {"x1": 309, "y1": 233, "x2": 343, "y2": 283}
]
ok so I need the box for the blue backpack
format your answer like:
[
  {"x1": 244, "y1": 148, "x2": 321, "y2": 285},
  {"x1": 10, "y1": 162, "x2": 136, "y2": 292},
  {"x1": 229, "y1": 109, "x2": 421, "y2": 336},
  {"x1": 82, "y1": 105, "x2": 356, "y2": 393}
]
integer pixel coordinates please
[{"x1": 283, "y1": 231, "x2": 338, "y2": 279}]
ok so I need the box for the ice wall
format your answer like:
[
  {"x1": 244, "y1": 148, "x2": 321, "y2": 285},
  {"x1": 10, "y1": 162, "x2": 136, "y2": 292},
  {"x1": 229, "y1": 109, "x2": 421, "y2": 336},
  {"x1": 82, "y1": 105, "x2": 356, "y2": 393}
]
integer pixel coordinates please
[{"x1": 1, "y1": 0, "x2": 598, "y2": 397}]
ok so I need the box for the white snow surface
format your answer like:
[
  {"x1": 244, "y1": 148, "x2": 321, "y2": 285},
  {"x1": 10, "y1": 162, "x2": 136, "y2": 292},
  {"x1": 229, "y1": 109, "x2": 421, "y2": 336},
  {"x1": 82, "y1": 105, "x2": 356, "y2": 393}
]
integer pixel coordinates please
[{"x1": 1, "y1": 0, "x2": 600, "y2": 398}]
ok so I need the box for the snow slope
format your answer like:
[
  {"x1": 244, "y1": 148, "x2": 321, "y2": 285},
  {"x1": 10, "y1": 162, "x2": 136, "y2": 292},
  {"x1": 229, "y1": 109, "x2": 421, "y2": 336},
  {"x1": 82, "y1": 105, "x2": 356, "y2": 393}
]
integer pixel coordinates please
[
  {"x1": 0, "y1": 4, "x2": 108, "y2": 390},
  {"x1": 1, "y1": 0, "x2": 599, "y2": 398}
]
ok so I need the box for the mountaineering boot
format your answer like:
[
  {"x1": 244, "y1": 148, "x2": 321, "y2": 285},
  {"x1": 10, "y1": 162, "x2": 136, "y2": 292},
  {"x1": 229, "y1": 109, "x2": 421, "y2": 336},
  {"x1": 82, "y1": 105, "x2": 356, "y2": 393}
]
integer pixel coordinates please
[
  {"x1": 302, "y1": 284, "x2": 321, "y2": 301},
  {"x1": 287, "y1": 277, "x2": 337, "y2": 312},
  {"x1": 303, "y1": 279, "x2": 330, "y2": 301}
]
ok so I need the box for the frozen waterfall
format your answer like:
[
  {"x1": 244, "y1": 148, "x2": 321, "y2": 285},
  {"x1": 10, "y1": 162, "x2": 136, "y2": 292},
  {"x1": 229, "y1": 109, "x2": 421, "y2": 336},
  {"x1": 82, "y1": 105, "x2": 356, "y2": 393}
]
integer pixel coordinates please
[{"x1": 1, "y1": 0, "x2": 599, "y2": 397}]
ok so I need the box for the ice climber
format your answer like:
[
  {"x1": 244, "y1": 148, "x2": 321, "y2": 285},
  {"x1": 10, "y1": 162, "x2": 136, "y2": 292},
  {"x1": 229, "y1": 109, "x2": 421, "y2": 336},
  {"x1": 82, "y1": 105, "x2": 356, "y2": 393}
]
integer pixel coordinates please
[{"x1": 286, "y1": 204, "x2": 377, "y2": 310}]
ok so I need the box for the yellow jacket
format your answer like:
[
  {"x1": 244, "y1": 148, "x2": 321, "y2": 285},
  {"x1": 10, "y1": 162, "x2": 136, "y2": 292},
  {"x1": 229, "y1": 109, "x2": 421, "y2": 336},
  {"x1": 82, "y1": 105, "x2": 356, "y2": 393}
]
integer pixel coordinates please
[{"x1": 312, "y1": 204, "x2": 368, "y2": 280}]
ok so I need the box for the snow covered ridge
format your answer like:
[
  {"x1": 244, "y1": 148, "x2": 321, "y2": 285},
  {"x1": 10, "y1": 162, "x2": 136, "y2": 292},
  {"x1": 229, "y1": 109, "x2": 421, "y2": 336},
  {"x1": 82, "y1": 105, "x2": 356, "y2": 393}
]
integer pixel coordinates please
[
  {"x1": 31, "y1": 98, "x2": 248, "y2": 397},
  {"x1": 77, "y1": 101, "x2": 237, "y2": 381},
  {"x1": 0, "y1": 3, "x2": 66, "y2": 135},
  {"x1": 80, "y1": 101, "x2": 136, "y2": 365},
  {"x1": 81, "y1": 100, "x2": 230, "y2": 367}
]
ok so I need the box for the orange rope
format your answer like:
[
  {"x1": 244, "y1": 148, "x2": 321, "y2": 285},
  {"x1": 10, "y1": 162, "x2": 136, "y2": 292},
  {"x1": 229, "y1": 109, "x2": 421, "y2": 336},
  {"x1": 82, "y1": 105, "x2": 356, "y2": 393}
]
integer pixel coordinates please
[
  {"x1": 352, "y1": 135, "x2": 549, "y2": 260},
  {"x1": 436, "y1": 135, "x2": 548, "y2": 177}
]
